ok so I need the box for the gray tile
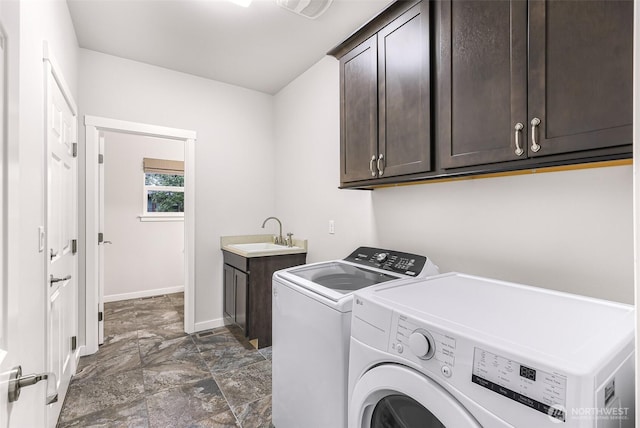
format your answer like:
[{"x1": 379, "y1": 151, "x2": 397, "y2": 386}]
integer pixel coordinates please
[
  {"x1": 232, "y1": 395, "x2": 272, "y2": 428},
  {"x1": 73, "y1": 346, "x2": 141, "y2": 383},
  {"x1": 59, "y1": 369, "x2": 145, "y2": 423},
  {"x1": 168, "y1": 292, "x2": 184, "y2": 307},
  {"x1": 139, "y1": 335, "x2": 198, "y2": 366},
  {"x1": 191, "y1": 329, "x2": 253, "y2": 354},
  {"x1": 146, "y1": 378, "x2": 230, "y2": 428},
  {"x1": 136, "y1": 307, "x2": 182, "y2": 329},
  {"x1": 134, "y1": 295, "x2": 174, "y2": 310},
  {"x1": 200, "y1": 345, "x2": 265, "y2": 375},
  {"x1": 137, "y1": 320, "x2": 187, "y2": 342},
  {"x1": 142, "y1": 352, "x2": 212, "y2": 394},
  {"x1": 214, "y1": 360, "x2": 272, "y2": 409},
  {"x1": 186, "y1": 411, "x2": 240, "y2": 428},
  {"x1": 104, "y1": 299, "x2": 136, "y2": 320},
  {"x1": 57, "y1": 398, "x2": 148, "y2": 428},
  {"x1": 104, "y1": 316, "x2": 138, "y2": 336},
  {"x1": 258, "y1": 347, "x2": 272, "y2": 361}
]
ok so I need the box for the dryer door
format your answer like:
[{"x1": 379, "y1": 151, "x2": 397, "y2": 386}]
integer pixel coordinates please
[{"x1": 350, "y1": 364, "x2": 481, "y2": 428}]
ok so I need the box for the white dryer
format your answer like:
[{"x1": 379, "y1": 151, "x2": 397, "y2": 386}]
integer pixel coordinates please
[
  {"x1": 349, "y1": 273, "x2": 635, "y2": 428},
  {"x1": 272, "y1": 247, "x2": 439, "y2": 428}
]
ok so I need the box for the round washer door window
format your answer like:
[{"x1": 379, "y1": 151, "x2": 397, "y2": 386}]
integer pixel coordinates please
[
  {"x1": 371, "y1": 394, "x2": 445, "y2": 428},
  {"x1": 350, "y1": 364, "x2": 481, "y2": 428}
]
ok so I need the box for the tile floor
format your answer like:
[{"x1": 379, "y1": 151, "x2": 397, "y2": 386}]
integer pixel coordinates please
[{"x1": 57, "y1": 293, "x2": 273, "y2": 428}]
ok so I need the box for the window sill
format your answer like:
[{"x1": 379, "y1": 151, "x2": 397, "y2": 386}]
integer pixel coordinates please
[{"x1": 138, "y1": 214, "x2": 184, "y2": 222}]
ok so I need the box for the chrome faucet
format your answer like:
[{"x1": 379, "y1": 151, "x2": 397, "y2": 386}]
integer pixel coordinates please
[{"x1": 262, "y1": 216, "x2": 284, "y2": 245}]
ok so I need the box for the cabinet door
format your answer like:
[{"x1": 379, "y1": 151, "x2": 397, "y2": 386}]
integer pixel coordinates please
[
  {"x1": 378, "y1": 1, "x2": 431, "y2": 177},
  {"x1": 223, "y1": 264, "x2": 235, "y2": 320},
  {"x1": 527, "y1": 0, "x2": 632, "y2": 157},
  {"x1": 437, "y1": 0, "x2": 527, "y2": 168},
  {"x1": 235, "y1": 270, "x2": 248, "y2": 334},
  {"x1": 340, "y1": 35, "x2": 378, "y2": 183}
]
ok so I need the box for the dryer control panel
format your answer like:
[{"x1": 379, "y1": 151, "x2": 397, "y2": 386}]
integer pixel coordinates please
[{"x1": 345, "y1": 247, "x2": 428, "y2": 277}]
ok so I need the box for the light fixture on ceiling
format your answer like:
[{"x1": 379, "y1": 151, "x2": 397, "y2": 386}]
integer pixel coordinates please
[
  {"x1": 226, "y1": 0, "x2": 253, "y2": 7},
  {"x1": 276, "y1": 0, "x2": 333, "y2": 19}
]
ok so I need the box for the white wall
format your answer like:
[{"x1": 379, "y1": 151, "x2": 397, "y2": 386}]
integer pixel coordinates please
[
  {"x1": 103, "y1": 131, "x2": 184, "y2": 300},
  {"x1": 274, "y1": 57, "x2": 374, "y2": 262},
  {"x1": 78, "y1": 49, "x2": 276, "y2": 329},
  {"x1": 275, "y1": 56, "x2": 634, "y2": 304}
]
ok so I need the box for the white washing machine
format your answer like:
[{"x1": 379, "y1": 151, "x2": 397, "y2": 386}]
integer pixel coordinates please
[
  {"x1": 272, "y1": 247, "x2": 439, "y2": 428},
  {"x1": 349, "y1": 272, "x2": 635, "y2": 428}
]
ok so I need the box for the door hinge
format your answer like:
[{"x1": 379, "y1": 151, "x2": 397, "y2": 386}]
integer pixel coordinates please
[
  {"x1": 98, "y1": 232, "x2": 103, "y2": 244},
  {"x1": 98, "y1": 153, "x2": 104, "y2": 164},
  {"x1": 98, "y1": 311, "x2": 103, "y2": 322},
  {"x1": 72, "y1": 142, "x2": 78, "y2": 158},
  {"x1": 71, "y1": 239, "x2": 77, "y2": 255},
  {"x1": 71, "y1": 335, "x2": 77, "y2": 351}
]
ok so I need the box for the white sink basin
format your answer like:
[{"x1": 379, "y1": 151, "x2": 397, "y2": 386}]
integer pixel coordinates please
[
  {"x1": 228, "y1": 243, "x2": 294, "y2": 252},
  {"x1": 224, "y1": 242, "x2": 305, "y2": 257}
]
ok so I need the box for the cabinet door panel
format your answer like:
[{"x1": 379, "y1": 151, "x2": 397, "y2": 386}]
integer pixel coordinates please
[
  {"x1": 235, "y1": 270, "x2": 247, "y2": 334},
  {"x1": 528, "y1": 0, "x2": 632, "y2": 157},
  {"x1": 340, "y1": 36, "x2": 378, "y2": 182},
  {"x1": 223, "y1": 264, "x2": 235, "y2": 320},
  {"x1": 378, "y1": 1, "x2": 431, "y2": 177},
  {"x1": 437, "y1": 0, "x2": 527, "y2": 168}
]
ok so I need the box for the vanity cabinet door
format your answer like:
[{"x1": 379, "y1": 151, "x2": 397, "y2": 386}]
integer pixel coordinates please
[
  {"x1": 235, "y1": 270, "x2": 248, "y2": 334},
  {"x1": 223, "y1": 264, "x2": 235, "y2": 321}
]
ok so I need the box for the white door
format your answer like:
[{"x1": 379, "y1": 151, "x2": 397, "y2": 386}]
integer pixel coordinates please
[
  {"x1": 349, "y1": 364, "x2": 482, "y2": 428},
  {"x1": 0, "y1": 14, "x2": 52, "y2": 427},
  {"x1": 45, "y1": 58, "x2": 78, "y2": 427}
]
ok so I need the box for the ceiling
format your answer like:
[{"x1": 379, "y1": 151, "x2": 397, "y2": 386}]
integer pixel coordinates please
[{"x1": 67, "y1": 0, "x2": 394, "y2": 94}]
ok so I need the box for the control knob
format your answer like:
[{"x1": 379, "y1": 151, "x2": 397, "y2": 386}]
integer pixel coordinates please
[
  {"x1": 375, "y1": 253, "x2": 388, "y2": 263},
  {"x1": 409, "y1": 331, "x2": 432, "y2": 359}
]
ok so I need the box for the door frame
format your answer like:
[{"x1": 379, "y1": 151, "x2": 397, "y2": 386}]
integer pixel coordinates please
[{"x1": 84, "y1": 116, "x2": 196, "y2": 355}]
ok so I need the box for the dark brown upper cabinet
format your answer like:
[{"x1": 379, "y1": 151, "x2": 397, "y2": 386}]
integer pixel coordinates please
[
  {"x1": 437, "y1": 0, "x2": 633, "y2": 170},
  {"x1": 331, "y1": 1, "x2": 431, "y2": 185}
]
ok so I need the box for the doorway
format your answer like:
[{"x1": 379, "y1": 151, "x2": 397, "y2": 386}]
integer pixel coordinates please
[
  {"x1": 99, "y1": 131, "x2": 185, "y2": 343},
  {"x1": 84, "y1": 116, "x2": 196, "y2": 355}
]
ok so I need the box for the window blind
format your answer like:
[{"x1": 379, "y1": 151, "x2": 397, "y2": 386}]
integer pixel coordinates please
[{"x1": 143, "y1": 158, "x2": 184, "y2": 175}]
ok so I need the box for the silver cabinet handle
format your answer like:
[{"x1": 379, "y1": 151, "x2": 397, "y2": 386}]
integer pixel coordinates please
[
  {"x1": 530, "y1": 117, "x2": 541, "y2": 152},
  {"x1": 514, "y1": 123, "x2": 524, "y2": 156},
  {"x1": 103, "y1": 241, "x2": 112, "y2": 244},
  {"x1": 369, "y1": 155, "x2": 376, "y2": 177},
  {"x1": 50, "y1": 274, "x2": 71, "y2": 286},
  {"x1": 377, "y1": 153, "x2": 385, "y2": 176},
  {"x1": 8, "y1": 366, "x2": 58, "y2": 405}
]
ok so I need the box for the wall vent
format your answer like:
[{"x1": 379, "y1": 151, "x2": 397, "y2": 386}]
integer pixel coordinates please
[{"x1": 276, "y1": 0, "x2": 333, "y2": 19}]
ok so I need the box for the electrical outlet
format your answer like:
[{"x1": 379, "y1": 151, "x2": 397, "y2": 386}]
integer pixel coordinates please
[{"x1": 329, "y1": 220, "x2": 335, "y2": 234}]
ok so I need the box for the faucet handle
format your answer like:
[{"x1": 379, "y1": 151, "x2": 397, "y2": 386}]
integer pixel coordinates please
[{"x1": 286, "y1": 233, "x2": 293, "y2": 247}]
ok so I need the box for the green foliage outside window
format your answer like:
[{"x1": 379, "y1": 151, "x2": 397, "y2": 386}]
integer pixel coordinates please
[{"x1": 145, "y1": 173, "x2": 184, "y2": 213}]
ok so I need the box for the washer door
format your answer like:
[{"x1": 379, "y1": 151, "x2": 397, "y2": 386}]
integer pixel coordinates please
[{"x1": 350, "y1": 364, "x2": 481, "y2": 428}]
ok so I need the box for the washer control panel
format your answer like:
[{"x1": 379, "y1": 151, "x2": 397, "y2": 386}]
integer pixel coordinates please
[
  {"x1": 389, "y1": 313, "x2": 457, "y2": 372},
  {"x1": 345, "y1": 247, "x2": 427, "y2": 276}
]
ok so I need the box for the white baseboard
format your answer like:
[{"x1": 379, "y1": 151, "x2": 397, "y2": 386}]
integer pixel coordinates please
[
  {"x1": 194, "y1": 317, "x2": 227, "y2": 333},
  {"x1": 104, "y1": 285, "x2": 185, "y2": 303}
]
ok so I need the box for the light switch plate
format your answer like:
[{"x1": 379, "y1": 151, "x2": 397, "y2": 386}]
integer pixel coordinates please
[
  {"x1": 329, "y1": 220, "x2": 335, "y2": 235},
  {"x1": 38, "y1": 226, "x2": 45, "y2": 252}
]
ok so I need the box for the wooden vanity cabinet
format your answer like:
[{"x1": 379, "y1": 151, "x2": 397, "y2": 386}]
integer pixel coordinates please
[{"x1": 222, "y1": 250, "x2": 306, "y2": 348}]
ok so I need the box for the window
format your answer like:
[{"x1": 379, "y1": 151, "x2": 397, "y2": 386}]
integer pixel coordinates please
[{"x1": 141, "y1": 158, "x2": 184, "y2": 221}]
